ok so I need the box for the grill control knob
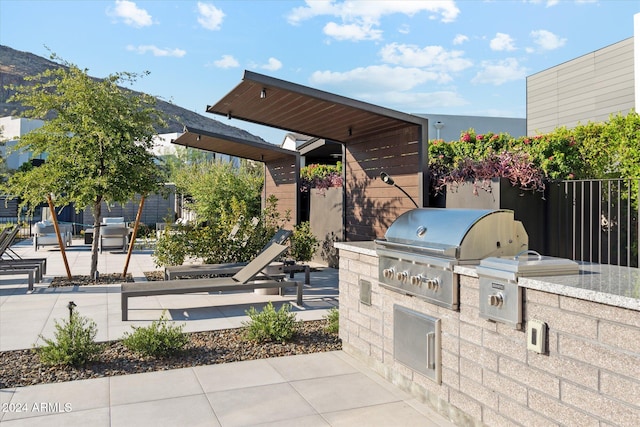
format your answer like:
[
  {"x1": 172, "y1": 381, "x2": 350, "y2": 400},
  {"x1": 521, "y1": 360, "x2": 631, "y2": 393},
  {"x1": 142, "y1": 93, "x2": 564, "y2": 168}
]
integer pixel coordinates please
[
  {"x1": 489, "y1": 293, "x2": 504, "y2": 307},
  {"x1": 410, "y1": 274, "x2": 423, "y2": 286},
  {"x1": 382, "y1": 268, "x2": 395, "y2": 279},
  {"x1": 396, "y1": 271, "x2": 408, "y2": 282},
  {"x1": 426, "y1": 278, "x2": 440, "y2": 291}
]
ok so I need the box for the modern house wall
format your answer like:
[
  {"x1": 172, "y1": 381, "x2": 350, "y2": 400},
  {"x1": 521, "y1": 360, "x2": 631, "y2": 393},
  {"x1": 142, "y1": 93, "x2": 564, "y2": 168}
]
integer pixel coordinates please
[
  {"x1": 0, "y1": 116, "x2": 45, "y2": 170},
  {"x1": 527, "y1": 36, "x2": 635, "y2": 135}
]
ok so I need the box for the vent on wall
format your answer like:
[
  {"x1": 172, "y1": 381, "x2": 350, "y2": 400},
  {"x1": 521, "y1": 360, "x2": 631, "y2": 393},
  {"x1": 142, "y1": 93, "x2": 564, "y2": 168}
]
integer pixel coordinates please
[{"x1": 359, "y1": 279, "x2": 371, "y2": 305}]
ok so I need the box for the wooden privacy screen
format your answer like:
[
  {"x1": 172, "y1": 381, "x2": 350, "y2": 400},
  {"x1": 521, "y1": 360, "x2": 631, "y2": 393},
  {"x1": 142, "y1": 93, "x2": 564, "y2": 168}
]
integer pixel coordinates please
[
  {"x1": 264, "y1": 157, "x2": 299, "y2": 228},
  {"x1": 345, "y1": 125, "x2": 424, "y2": 241}
]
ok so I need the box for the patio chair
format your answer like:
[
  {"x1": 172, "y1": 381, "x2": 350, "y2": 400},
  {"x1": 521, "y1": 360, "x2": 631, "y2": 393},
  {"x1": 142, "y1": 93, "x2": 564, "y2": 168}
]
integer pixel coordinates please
[
  {"x1": 164, "y1": 228, "x2": 293, "y2": 280},
  {"x1": 98, "y1": 223, "x2": 130, "y2": 253},
  {"x1": 121, "y1": 242, "x2": 303, "y2": 320},
  {"x1": 33, "y1": 220, "x2": 73, "y2": 251}
]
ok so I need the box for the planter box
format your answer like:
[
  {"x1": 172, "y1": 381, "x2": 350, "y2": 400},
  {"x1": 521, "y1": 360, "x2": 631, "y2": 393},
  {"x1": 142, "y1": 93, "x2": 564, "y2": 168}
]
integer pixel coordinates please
[{"x1": 446, "y1": 178, "x2": 547, "y2": 253}]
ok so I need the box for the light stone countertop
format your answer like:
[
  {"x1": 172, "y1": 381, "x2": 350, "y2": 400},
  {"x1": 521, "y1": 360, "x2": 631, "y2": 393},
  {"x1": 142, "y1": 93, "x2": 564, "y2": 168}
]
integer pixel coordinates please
[
  {"x1": 518, "y1": 262, "x2": 640, "y2": 311},
  {"x1": 334, "y1": 241, "x2": 640, "y2": 312},
  {"x1": 334, "y1": 241, "x2": 377, "y2": 256}
]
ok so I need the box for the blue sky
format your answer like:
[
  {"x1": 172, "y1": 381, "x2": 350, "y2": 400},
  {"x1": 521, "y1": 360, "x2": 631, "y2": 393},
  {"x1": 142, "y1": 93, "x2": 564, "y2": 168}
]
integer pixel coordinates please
[{"x1": 1, "y1": 0, "x2": 638, "y2": 144}]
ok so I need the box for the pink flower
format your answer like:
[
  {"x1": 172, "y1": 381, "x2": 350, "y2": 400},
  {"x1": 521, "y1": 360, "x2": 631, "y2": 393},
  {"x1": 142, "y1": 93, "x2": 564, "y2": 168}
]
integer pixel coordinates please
[
  {"x1": 567, "y1": 173, "x2": 575, "y2": 179},
  {"x1": 477, "y1": 134, "x2": 483, "y2": 140},
  {"x1": 462, "y1": 133, "x2": 471, "y2": 142},
  {"x1": 523, "y1": 138, "x2": 530, "y2": 145}
]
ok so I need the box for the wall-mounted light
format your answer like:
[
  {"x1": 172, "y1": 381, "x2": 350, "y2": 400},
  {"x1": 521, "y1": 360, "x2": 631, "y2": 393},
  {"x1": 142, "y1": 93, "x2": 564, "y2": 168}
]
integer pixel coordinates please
[
  {"x1": 348, "y1": 127, "x2": 353, "y2": 136},
  {"x1": 434, "y1": 121, "x2": 444, "y2": 140},
  {"x1": 196, "y1": 135, "x2": 201, "y2": 141},
  {"x1": 227, "y1": 111, "x2": 232, "y2": 120},
  {"x1": 380, "y1": 171, "x2": 419, "y2": 208},
  {"x1": 260, "y1": 88, "x2": 267, "y2": 99}
]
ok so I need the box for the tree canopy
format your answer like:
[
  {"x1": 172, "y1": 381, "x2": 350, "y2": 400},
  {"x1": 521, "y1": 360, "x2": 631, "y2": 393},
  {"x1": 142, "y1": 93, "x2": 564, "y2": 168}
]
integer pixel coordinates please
[
  {"x1": 2, "y1": 54, "x2": 168, "y2": 277},
  {"x1": 174, "y1": 159, "x2": 263, "y2": 224}
]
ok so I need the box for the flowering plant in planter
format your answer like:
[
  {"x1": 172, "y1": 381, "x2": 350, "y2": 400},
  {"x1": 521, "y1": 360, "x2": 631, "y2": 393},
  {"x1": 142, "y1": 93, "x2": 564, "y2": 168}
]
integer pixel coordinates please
[
  {"x1": 429, "y1": 127, "x2": 584, "y2": 198},
  {"x1": 300, "y1": 162, "x2": 343, "y2": 192},
  {"x1": 431, "y1": 150, "x2": 546, "y2": 196}
]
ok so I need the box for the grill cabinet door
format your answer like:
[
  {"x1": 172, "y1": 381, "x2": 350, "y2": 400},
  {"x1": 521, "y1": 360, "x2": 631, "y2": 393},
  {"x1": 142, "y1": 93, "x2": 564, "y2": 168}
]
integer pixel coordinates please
[{"x1": 394, "y1": 305, "x2": 441, "y2": 383}]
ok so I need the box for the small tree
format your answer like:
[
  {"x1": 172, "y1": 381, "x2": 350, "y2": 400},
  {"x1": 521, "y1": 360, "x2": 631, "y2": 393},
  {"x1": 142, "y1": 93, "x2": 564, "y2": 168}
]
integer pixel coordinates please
[{"x1": 2, "y1": 53, "x2": 167, "y2": 278}]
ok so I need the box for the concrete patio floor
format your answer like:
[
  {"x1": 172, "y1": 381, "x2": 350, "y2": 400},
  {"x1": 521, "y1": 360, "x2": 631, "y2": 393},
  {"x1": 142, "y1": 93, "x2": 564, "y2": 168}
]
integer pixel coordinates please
[{"x1": 0, "y1": 238, "x2": 455, "y2": 426}]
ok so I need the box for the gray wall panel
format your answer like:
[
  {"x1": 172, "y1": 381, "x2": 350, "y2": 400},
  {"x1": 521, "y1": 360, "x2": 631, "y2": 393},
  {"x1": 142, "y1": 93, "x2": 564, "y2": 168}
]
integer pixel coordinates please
[{"x1": 527, "y1": 37, "x2": 634, "y2": 135}]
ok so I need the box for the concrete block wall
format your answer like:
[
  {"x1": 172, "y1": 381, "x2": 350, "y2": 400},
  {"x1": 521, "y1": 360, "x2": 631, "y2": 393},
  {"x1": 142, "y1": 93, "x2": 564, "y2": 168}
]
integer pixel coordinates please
[{"x1": 338, "y1": 248, "x2": 640, "y2": 426}]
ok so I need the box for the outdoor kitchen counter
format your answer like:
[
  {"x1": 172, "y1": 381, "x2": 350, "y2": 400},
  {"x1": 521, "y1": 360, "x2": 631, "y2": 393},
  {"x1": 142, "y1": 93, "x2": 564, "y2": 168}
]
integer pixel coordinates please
[
  {"x1": 335, "y1": 241, "x2": 640, "y2": 311},
  {"x1": 518, "y1": 262, "x2": 640, "y2": 311},
  {"x1": 335, "y1": 240, "x2": 640, "y2": 426}
]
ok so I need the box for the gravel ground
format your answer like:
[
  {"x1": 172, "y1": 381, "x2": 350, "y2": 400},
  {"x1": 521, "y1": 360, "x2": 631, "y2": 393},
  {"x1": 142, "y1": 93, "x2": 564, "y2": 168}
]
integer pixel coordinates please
[
  {"x1": 1, "y1": 274, "x2": 341, "y2": 390},
  {"x1": 0, "y1": 320, "x2": 341, "y2": 389},
  {"x1": 50, "y1": 273, "x2": 134, "y2": 287}
]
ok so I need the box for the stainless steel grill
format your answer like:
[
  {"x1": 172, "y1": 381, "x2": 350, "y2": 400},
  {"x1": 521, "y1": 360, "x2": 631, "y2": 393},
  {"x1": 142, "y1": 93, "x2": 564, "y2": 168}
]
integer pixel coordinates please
[{"x1": 375, "y1": 208, "x2": 528, "y2": 309}]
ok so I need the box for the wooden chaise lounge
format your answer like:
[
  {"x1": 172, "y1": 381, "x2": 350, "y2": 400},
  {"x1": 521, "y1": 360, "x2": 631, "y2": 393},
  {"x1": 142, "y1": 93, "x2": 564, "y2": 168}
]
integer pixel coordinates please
[{"x1": 121, "y1": 243, "x2": 303, "y2": 321}]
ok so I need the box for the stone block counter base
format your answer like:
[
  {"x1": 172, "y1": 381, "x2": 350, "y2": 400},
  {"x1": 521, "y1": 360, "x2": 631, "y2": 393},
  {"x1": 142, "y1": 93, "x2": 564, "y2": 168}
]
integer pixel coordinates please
[{"x1": 335, "y1": 241, "x2": 640, "y2": 427}]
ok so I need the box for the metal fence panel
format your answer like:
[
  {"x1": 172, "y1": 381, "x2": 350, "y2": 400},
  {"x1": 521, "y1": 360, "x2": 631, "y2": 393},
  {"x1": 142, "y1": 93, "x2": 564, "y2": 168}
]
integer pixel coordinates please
[{"x1": 546, "y1": 179, "x2": 639, "y2": 268}]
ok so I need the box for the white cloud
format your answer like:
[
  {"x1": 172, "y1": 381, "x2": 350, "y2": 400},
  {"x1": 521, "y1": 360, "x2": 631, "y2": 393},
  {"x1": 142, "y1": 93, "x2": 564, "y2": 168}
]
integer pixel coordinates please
[
  {"x1": 197, "y1": 2, "x2": 225, "y2": 30},
  {"x1": 310, "y1": 65, "x2": 440, "y2": 92},
  {"x1": 490, "y1": 33, "x2": 516, "y2": 51},
  {"x1": 261, "y1": 57, "x2": 282, "y2": 71},
  {"x1": 109, "y1": 0, "x2": 153, "y2": 28},
  {"x1": 530, "y1": 29, "x2": 566, "y2": 51},
  {"x1": 453, "y1": 34, "x2": 468, "y2": 45},
  {"x1": 471, "y1": 58, "x2": 527, "y2": 86},
  {"x1": 324, "y1": 22, "x2": 382, "y2": 41},
  {"x1": 379, "y1": 43, "x2": 473, "y2": 74},
  {"x1": 126, "y1": 45, "x2": 186, "y2": 57},
  {"x1": 380, "y1": 90, "x2": 468, "y2": 110},
  {"x1": 398, "y1": 24, "x2": 410, "y2": 34},
  {"x1": 213, "y1": 54, "x2": 239, "y2": 68},
  {"x1": 287, "y1": 1, "x2": 460, "y2": 41}
]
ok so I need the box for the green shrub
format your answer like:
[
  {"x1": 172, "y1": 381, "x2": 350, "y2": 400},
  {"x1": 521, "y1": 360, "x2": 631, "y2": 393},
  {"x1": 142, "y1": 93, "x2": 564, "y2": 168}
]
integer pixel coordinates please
[
  {"x1": 152, "y1": 223, "x2": 191, "y2": 267},
  {"x1": 324, "y1": 307, "x2": 339, "y2": 334},
  {"x1": 36, "y1": 310, "x2": 103, "y2": 366},
  {"x1": 122, "y1": 311, "x2": 189, "y2": 357},
  {"x1": 243, "y1": 302, "x2": 299, "y2": 343},
  {"x1": 152, "y1": 196, "x2": 290, "y2": 267},
  {"x1": 289, "y1": 221, "x2": 319, "y2": 262}
]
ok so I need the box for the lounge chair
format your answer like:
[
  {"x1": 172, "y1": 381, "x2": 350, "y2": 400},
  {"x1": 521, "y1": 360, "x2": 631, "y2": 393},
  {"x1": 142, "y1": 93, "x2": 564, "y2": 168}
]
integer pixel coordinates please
[
  {"x1": 163, "y1": 229, "x2": 294, "y2": 280},
  {"x1": 121, "y1": 242, "x2": 303, "y2": 321},
  {"x1": 0, "y1": 226, "x2": 46, "y2": 290},
  {"x1": 1, "y1": 225, "x2": 47, "y2": 275}
]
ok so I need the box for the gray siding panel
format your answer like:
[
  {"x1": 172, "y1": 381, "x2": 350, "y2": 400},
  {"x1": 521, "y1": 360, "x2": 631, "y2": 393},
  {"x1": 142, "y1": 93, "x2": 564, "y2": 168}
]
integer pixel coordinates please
[{"x1": 527, "y1": 37, "x2": 635, "y2": 135}]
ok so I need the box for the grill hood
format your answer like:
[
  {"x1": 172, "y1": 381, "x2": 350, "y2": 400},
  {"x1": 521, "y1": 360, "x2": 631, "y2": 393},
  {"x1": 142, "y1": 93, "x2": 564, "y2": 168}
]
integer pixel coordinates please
[{"x1": 376, "y1": 208, "x2": 528, "y2": 262}]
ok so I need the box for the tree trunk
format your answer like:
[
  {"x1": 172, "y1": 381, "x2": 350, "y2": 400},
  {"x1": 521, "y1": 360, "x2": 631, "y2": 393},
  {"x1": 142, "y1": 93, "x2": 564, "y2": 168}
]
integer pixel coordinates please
[{"x1": 90, "y1": 199, "x2": 102, "y2": 280}]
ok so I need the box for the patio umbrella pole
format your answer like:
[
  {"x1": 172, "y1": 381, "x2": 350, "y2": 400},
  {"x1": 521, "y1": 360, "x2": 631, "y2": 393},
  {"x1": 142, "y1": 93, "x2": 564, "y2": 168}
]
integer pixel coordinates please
[
  {"x1": 46, "y1": 194, "x2": 72, "y2": 280},
  {"x1": 122, "y1": 195, "x2": 145, "y2": 278}
]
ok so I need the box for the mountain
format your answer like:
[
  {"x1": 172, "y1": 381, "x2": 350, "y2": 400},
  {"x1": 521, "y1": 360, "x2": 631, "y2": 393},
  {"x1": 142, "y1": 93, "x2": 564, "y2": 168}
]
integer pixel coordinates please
[{"x1": 0, "y1": 45, "x2": 267, "y2": 143}]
